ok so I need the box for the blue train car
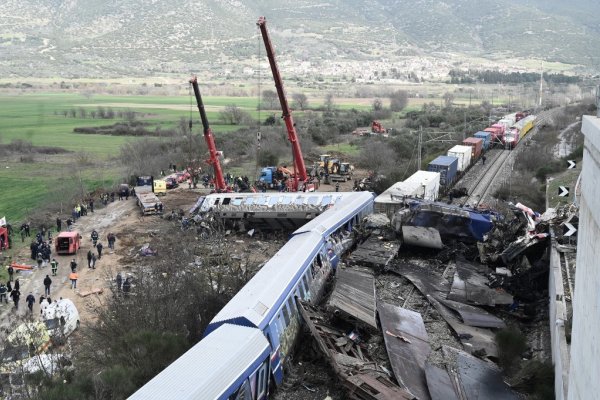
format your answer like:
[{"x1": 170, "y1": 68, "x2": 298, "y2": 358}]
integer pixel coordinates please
[
  {"x1": 129, "y1": 324, "x2": 271, "y2": 400},
  {"x1": 428, "y1": 156, "x2": 459, "y2": 186},
  {"x1": 132, "y1": 192, "x2": 376, "y2": 399},
  {"x1": 474, "y1": 131, "x2": 492, "y2": 150}
]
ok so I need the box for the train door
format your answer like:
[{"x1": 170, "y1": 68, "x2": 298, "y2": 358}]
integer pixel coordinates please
[{"x1": 229, "y1": 359, "x2": 270, "y2": 400}]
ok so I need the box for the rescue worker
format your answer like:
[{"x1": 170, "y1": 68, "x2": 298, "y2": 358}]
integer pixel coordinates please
[
  {"x1": 116, "y1": 272, "x2": 123, "y2": 291},
  {"x1": 7, "y1": 264, "x2": 14, "y2": 281},
  {"x1": 96, "y1": 242, "x2": 103, "y2": 259},
  {"x1": 91, "y1": 230, "x2": 99, "y2": 246},
  {"x1": 87, "y1": 250, "x2": 93, "y2": 268},
  {"x1": 43, "y1": 275, "x2": 52, "y2": 296},
  {"x1": 10, "y1": 288, "x2": 20, "y2": 309},
  {"x1": 50, "y1": 258, "x2": 58, "y2": 276},
  {"x1": 69, "y1": 271, "x2": 79, "y2": 289},
  {"x1": 107, "y1": 233, "x2": 116, "y2": 250},
  {"x1": 482, "y1": 155, "x2": 487, "y2": 165},
  {"x1": 0, "y1": 283, "x2": 7, "y2": 304},
  {"x1": 56, "y1": 217, "x2": 62, "y2": 232},
  {"x1": 70, "y1": 259, "x2": 77, "y2": 272},
  {"x1": 122, "y1": 277, "x2": 131, "y2": 296},
  {"x1": 26, "y1": 292, "x2": 35, "y2": 312}
]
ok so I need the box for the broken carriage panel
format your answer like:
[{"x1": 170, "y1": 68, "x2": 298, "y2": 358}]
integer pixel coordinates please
[
  {"x1": 447, "y1": 259, "x2": 513, "y2": 307},
  {"x1": 424, "y1": 363, "x2": 460, "y2": 400},
  {"x1": 346, "y1": 236, "x2": 400, "y2": 271},
  {"x1": 388, "y1": 263, "x2": 499, "y2": 358},
  {"x1": 407, "y1": 201, "x2": 495, "y2": 242},
  {"x1": 401, "y1": 226, "x2": 443, "y2": 250},
  {"x1": 378, "y1": 303, "x2": 432, "y2": 400},
  {"x1": 327, "y1": 267, "x2": 378, "y2": 329},
  {"x1": 297, "y1": 302, "x2": 414, "y2": 400}
]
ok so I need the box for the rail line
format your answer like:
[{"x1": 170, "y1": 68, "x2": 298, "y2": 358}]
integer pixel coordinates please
[{"x1": 463, "y1": 150, "x2": 510, "y2": 206}]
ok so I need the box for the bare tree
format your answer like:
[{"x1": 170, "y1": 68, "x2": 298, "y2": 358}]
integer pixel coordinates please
[
  {"x1": 292, "y1": 93, "x2": 309, "y2": 110},
  {"x1": 262, "y1": 90, "x2": 278, "y2": 110},
  {"x1": 389, "y1": 90, "x2": 409, "y2": 112},
  {"x1": 372, "y1": 98, "x2": 384, "y2": 111},
  {"x1": 219, "y1": 105, "x2": 251, "y2": 125}
]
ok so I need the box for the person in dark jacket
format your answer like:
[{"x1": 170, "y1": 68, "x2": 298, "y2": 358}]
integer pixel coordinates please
[
  {"x1": 96, "y1": 242, "x2": 103, "y2": 259},
  {"x1": 14, "y1": 279, "x2": 20, "y2": 292},
  {"x1": 0, "y1": 283, "x2": 7, "y2": 303},
  {"x1": 43, "y1": 275, "x2": 52, "y2": 296},
  {"x1": 116, "y1": 272, "x2": 122, "y2": 291},
  {"x1": 87, "y1": 250, "x2": 93, "y2": 268},
  {"x1": 7, "y1": 265, "x2": 14, "y2": 282},
  {"x1": 26, "y1": 292, "x2": 35, "y2": 312},
  {"x1": 122, "y1": 278, "x2": 131, "y2": 296},
  {"x1": 56, "y1": 217, "x2": 62, "y2": 232},
  {"x1": 70, "y1": 259, "x2": 77, "y2": 272},
  {"x1": 10, "y1": 289, "x2": 21, "y2": 309}
]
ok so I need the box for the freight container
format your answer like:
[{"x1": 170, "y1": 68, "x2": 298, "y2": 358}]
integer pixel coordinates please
[
  {"x1": 375, "y1": 170, "x2": 440, "y2": 216},
  {"x1": 474, "y1": 131, "x2": 491, "y2": 150},
  {"x1": 498, "y1": 113, "x2": 517, "y2": 132},
  {"x1": 484, "y1": 125, "x2": 504, "y2": 144},
  {"x1": 428, "y1": 156, "x2": 458, "y2": 186},
  {"x1": 447, "y1": 145, "x2": 472, "y2": 172},
  {"x1": 408, "y1": 170, "x2": 440, "y2": 201},
  {"x1": 462, "y1": 137, "x2": 483, "y2": 160}
]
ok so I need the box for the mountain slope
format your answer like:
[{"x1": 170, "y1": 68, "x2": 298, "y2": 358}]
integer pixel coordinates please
[{"x1": 0, "y1": 0, "x2": 597, "y2": 78}]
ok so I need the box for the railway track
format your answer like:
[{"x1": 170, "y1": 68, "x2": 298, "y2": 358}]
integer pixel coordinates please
[{"x1": 463, "y1": 150, "x2": 510, "y2": 206}]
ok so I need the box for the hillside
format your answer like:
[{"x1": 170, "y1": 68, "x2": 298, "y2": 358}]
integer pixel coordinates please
[{"x1": 0, "y1": 0, "x2": 598, "y2": 79}]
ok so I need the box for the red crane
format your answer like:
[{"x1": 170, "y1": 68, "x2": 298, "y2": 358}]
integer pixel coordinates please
[
  {"x1": 257, "y1": 16, "x2": 308, "y2": 191},
  {"x1": 189, "y1": 76, "x2": 227, "y2": 191}
]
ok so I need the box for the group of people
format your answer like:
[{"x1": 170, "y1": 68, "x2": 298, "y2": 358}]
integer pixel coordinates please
[{"x1": 0, "y1": 278, "x2": 22, "y2": 309}]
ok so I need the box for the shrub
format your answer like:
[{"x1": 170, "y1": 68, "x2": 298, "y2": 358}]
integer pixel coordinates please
[{"x1": 496, "y1": 327, "x2": 528, "y2": 373}]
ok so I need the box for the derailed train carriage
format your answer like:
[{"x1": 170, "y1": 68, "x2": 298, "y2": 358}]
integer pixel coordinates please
[{"x1": 130, "y1": 191, "x2": 374, "y2": 400}]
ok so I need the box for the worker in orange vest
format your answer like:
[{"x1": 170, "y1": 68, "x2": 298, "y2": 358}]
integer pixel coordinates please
[{"x1": 69, "y1": 271, "x2": 79, "y2": 289}]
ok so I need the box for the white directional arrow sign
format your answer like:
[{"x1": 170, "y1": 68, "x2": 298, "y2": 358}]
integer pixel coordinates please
[
  {"x1": 567, "y1": 160, "x2": 576, "y2": 169},
  {"x1": 558, "y1": 186, "x2": 569, "y2": 197},
  {"x1": 564, "y1": 222, "x2": 577, "y2": 237}
]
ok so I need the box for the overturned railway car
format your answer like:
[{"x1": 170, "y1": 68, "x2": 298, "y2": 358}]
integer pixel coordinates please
[{"x1": 130, "y1": 191, "x2": 374, "y2": 400}]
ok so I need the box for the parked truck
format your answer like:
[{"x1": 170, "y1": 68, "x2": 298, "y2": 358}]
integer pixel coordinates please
[{"x1": 135, "y1": 176, "x2": 163, "y2": 215}]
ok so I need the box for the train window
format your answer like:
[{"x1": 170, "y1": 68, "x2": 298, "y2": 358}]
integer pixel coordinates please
[
  {"x1": 245, "y1": 197, "x2": 254, "y2": 205},
  {"x1": 302, "y1": 274, "x2": 309, "y2": 289},
  {"x1": 256, "y1": 196, "x2": 267, "y2": 205},
  {"x1": 269, "y1": 196, "x2": 279, "y2": 205},
  {"x1": 298, "y1": 281, "x2": 306, "y2": 299},
  {"x1": 232, "y1": 197, "x2": 243, "y2": 206},
  {"x1": 307, "y1": 196, "x2": 319, "y2": 205},
  {"x1": 287, "y1": 298, "x2": 295, "y2": 316},
  {"x1": 294, "y1": 196, "x2": 304, "y2": 205},
  {"x1": 222, "y1": 197, "x2": 231, "y2": 205},
  {"x1": 257, "y1": 361, "x2": 269, "y2": 397},
  {"x1": 214, "y1": 199, "x2": 221, "y2": 206},
  {"x1": 281, "y1": 196, "x2": 292, "y2": 205},
  {"x1": 231, "y1": 379, "x2": 251, "y2": 400},
  {"x1": 321, "y1": 195, "x2": 332, "y2": 206},
  {"x1": 282, "y1": 306, "x2": 290, "y2": 326}
]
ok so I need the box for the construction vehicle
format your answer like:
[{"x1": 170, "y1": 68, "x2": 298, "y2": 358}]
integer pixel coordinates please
[
  {"x1": 372, "y1": 120, "x2": 386, "y2": 134},
  {"x1": 190, "y1": 76, "x2": 227, "y2": 192},
  {"x1": 258, "y1": 166, "x2": 294, "y2": 188},
  {"x1": 257, "y1": 17, "x2": 309, "y2": 192}
]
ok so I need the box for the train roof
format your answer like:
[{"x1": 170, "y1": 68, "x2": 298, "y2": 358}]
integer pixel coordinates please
[
  {"x1": 129, "y1": 324, "x2": 270, "y2": 400},
  {"x1": 198, "y1": 192, "x2": 352, "y2": 213},
  {"x1": 293, "y1": 191, "x2": 374, "y2": 236},
  {"x1": 206, "y1": 231, "x2": 324, "y2": 334}
]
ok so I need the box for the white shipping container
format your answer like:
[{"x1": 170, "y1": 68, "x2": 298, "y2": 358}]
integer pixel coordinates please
[
  {"x1": 447, "y1": 145, "x2": 472, "y2": 171},
  {"x1": 404, "y1": 170, "x2": 440, "y2": 201}
]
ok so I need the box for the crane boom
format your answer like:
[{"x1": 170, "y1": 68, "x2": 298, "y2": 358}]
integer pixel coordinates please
[
  {"x1": 257, "y1": 16, "x2": 308, "y2": 190},
  {"x1": 190, "y1": 76, "x2": 227, "y2": 191}
]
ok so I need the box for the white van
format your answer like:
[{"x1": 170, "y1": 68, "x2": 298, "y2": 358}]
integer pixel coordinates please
[{"x1": 42, "y1": 299, "x2": 80, "y2": 345}]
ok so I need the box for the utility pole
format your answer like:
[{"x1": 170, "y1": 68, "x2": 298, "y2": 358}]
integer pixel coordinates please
[
  {"x1": 596, "y1": 85, "x2": 600, "y2": 118},
  {"x1": 539, "y1": 61, "x2": 544, "y2": 108},
  {"x1": 418, "y1": 126, "x2": 423, "y2": 169},
  {"x1": 463, "y1": 112, "x2": 467, "y2": 141}
]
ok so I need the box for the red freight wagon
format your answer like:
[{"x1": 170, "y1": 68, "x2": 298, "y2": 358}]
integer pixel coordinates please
[{"x1": 462, "y1": 137, "x2": 483, "y2": 160}]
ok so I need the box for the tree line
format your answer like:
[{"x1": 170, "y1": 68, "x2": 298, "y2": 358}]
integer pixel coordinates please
[{"x1": 448, "y1": 69, "x2": 581, "y2": 84}]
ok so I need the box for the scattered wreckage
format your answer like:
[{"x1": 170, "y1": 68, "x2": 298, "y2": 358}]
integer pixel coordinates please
[{"x1": 290, "y1": 199, "x2": 578, "y2": 399}]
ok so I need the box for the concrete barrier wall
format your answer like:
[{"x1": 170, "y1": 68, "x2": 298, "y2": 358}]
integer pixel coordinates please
[
  {"x1": 548, "y1": 239, "x2": 569, "y2": 400},
  {"x1": 568, "y1": 116, "x2": 600, "y2": 400}
]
